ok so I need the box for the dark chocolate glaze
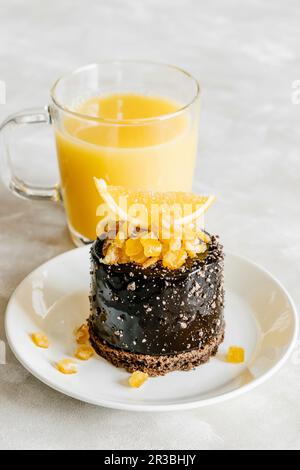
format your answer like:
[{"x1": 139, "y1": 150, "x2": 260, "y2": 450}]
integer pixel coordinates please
[{"x1": 88, "y1": 235, "x2": 224, "y2": 355}]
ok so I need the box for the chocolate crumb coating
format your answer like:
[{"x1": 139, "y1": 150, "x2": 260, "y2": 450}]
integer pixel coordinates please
[
  {"x1": 88, "y1": 235, "x2": 225, "y2": 357},
  {"x1": 89, "y1": 327, "x2": 224, "y2": 376}
]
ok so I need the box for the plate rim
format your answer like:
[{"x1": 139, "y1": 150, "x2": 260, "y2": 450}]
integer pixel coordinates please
[{"x1": 4, "y1": 247, "x2": 299, "y2": 412}]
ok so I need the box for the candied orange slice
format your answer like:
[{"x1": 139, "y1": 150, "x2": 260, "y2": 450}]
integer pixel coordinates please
[
  {"x1": 94, "y1": 178, "x2": 215, "y2": 234},
  {"x1": 227, "y1": 346, "x2": 245, "y2": 364},
  {"x1": 129, "y1": 371, "x2": 149, "y2": 388},
  {"x1": 31, "y1": 332, "x2": 49, "y2": 349}
]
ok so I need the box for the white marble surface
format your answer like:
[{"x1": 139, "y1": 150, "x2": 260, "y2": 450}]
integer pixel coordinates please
[{"x1": 1, "y1": 0, "x2": 300, "y2": 450}]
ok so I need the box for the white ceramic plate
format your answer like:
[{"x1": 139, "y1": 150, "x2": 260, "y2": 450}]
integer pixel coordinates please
[{"x1": 5, "y1": 246, "x2": 298, "y2": 412}]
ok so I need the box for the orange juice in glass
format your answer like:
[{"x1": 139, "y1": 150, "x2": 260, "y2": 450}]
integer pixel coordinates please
[{"x1": 0, "y1": 62, "x2": 200, "y2": 245}]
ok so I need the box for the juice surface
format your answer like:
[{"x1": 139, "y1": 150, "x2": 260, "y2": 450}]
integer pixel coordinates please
[{"x1": 55, "y1": 94, "x2": 197, "y2": 240}]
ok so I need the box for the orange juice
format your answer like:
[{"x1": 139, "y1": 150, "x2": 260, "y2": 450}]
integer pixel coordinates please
[{"x1": 55, "y1": 94, "x2": 198, "y2": 240}]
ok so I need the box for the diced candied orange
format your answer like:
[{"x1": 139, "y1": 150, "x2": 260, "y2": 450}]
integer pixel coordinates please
[
  {"x1": 141, "y1": 239, "x2": 162, "y2": 257},
  {"x1": 75, "y1": 345, "x2": 94, "y2": 361},
  {"x1": 125, "y1": 238, "x2": 144, "y2": 257},
  {"x1": 184, "y1": 240, "x2": 207, "y2": 258},
  {"x1": 57, "y1": 359, "x2": 78, "y2": 374},
  {"x1": 161, "y1": 239, "x2": 171, "y2": 255},
  {"x1": 199, "y1": 242, "x2": 207, "y2": 253},
  {"x1": 184, "y1": 239, "x2": 198, "y2": 251},
  {"x1": 163, "y1": 249, "x2": 187, "y2": 270},
  {"x1": 103, "y1": 243, "x2": 120, "y2": 264},
  {"x1": 169, "y1": 237, "x2": 182, "y2": 251},
  {"x1": 100, "y1": 224, "x2": 209, "y2": 269},
  {"x1": 176, "y1": 249, "x2": 188, "y2": 267},
  {"x1": 227, "y1": 346, "x2": 245, "y2": 364},
  {"x1": 197, "y1": 229, "x2": 211, "y2": 244},
  {"x1": 130, "y1": 252, "x2": 148, "y2": 265},
  {"x1": 115, "y1": 230, "x2": 126, "y2": 248},
  {"x1": 142, "y1": 257, "x2": 160, "y2": 268},
  {"x1": 186, "y1": 250, "x2": 197, "y2": 259},
  {"x1": 118, "y1": 252, "x2": 131, "y2": 264},
  {"x1": 31, "y1": 332, "x2": 49, "y2": 349},
  {"x1": 162, "y1": 251, "x2": 177, "y2": 269},
  {"x1": 128, "y1": 371, "x2": 149, "y2": 388},
  {"x1": 75, "y1": 324, "x2": 90, "y2": 344}
]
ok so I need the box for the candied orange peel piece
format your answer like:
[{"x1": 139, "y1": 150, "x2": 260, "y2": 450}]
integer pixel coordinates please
[
  {"x1": 100, "y1": 232, "x2": 209, "y2": 270},
  {"x1": 130, "y1": 251, "x2": 148, "y2": 265},
  {"x1": 163, "y1": 249, "x2": 187, "y2": 270},
  {"x1": 75, "y1": 324, "x2": 90, "y2": 344},
  {"x1": 227, "y1": 346, "x2": 245, "y2": 364},
  {"x1": 31, "y1": 332, "x2": 49, "y2": 349},
  {"x1": 141, "y1": 238, "x2": 162, "y2": 257},
  {"x1": 57, "y1": 359, "x2": 78, "y2": 375},
  {"x1": 75, "y1": 345, "x2": 94, "y2": 361},
  {"x1": 103, "y1": 244, "x2": 121, "y2": 265},
  {"x1": 142, "y1": 257, "x2": 160, "y2": 268},
  {"x1": 129, "y1": 371, "x2": 149, "y2": 388},
  {"x1": 125, "y1": 238, "x2": 144, "y2": 257},
  {"x1": 95, "y1": 178, "x2": 215, "y2": 229}
]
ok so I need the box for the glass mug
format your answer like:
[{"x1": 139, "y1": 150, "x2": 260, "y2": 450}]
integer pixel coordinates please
[{"x1": 0, "y1": 61, "x2": 200, "y2": 246}]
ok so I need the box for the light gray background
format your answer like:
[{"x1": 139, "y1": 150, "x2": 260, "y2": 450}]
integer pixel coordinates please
[{"x1": 0, "y1": 0, "x2": 300, "y2": 450}]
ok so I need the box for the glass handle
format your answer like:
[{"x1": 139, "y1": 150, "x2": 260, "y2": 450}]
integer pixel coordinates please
[{"x1": 0, "y1": 106, "x2": 60, "y2": 202}]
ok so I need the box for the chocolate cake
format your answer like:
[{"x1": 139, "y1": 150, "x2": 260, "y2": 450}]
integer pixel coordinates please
[{"x1": 88, "y1": 234, "x2": 225, "y2": 376}]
